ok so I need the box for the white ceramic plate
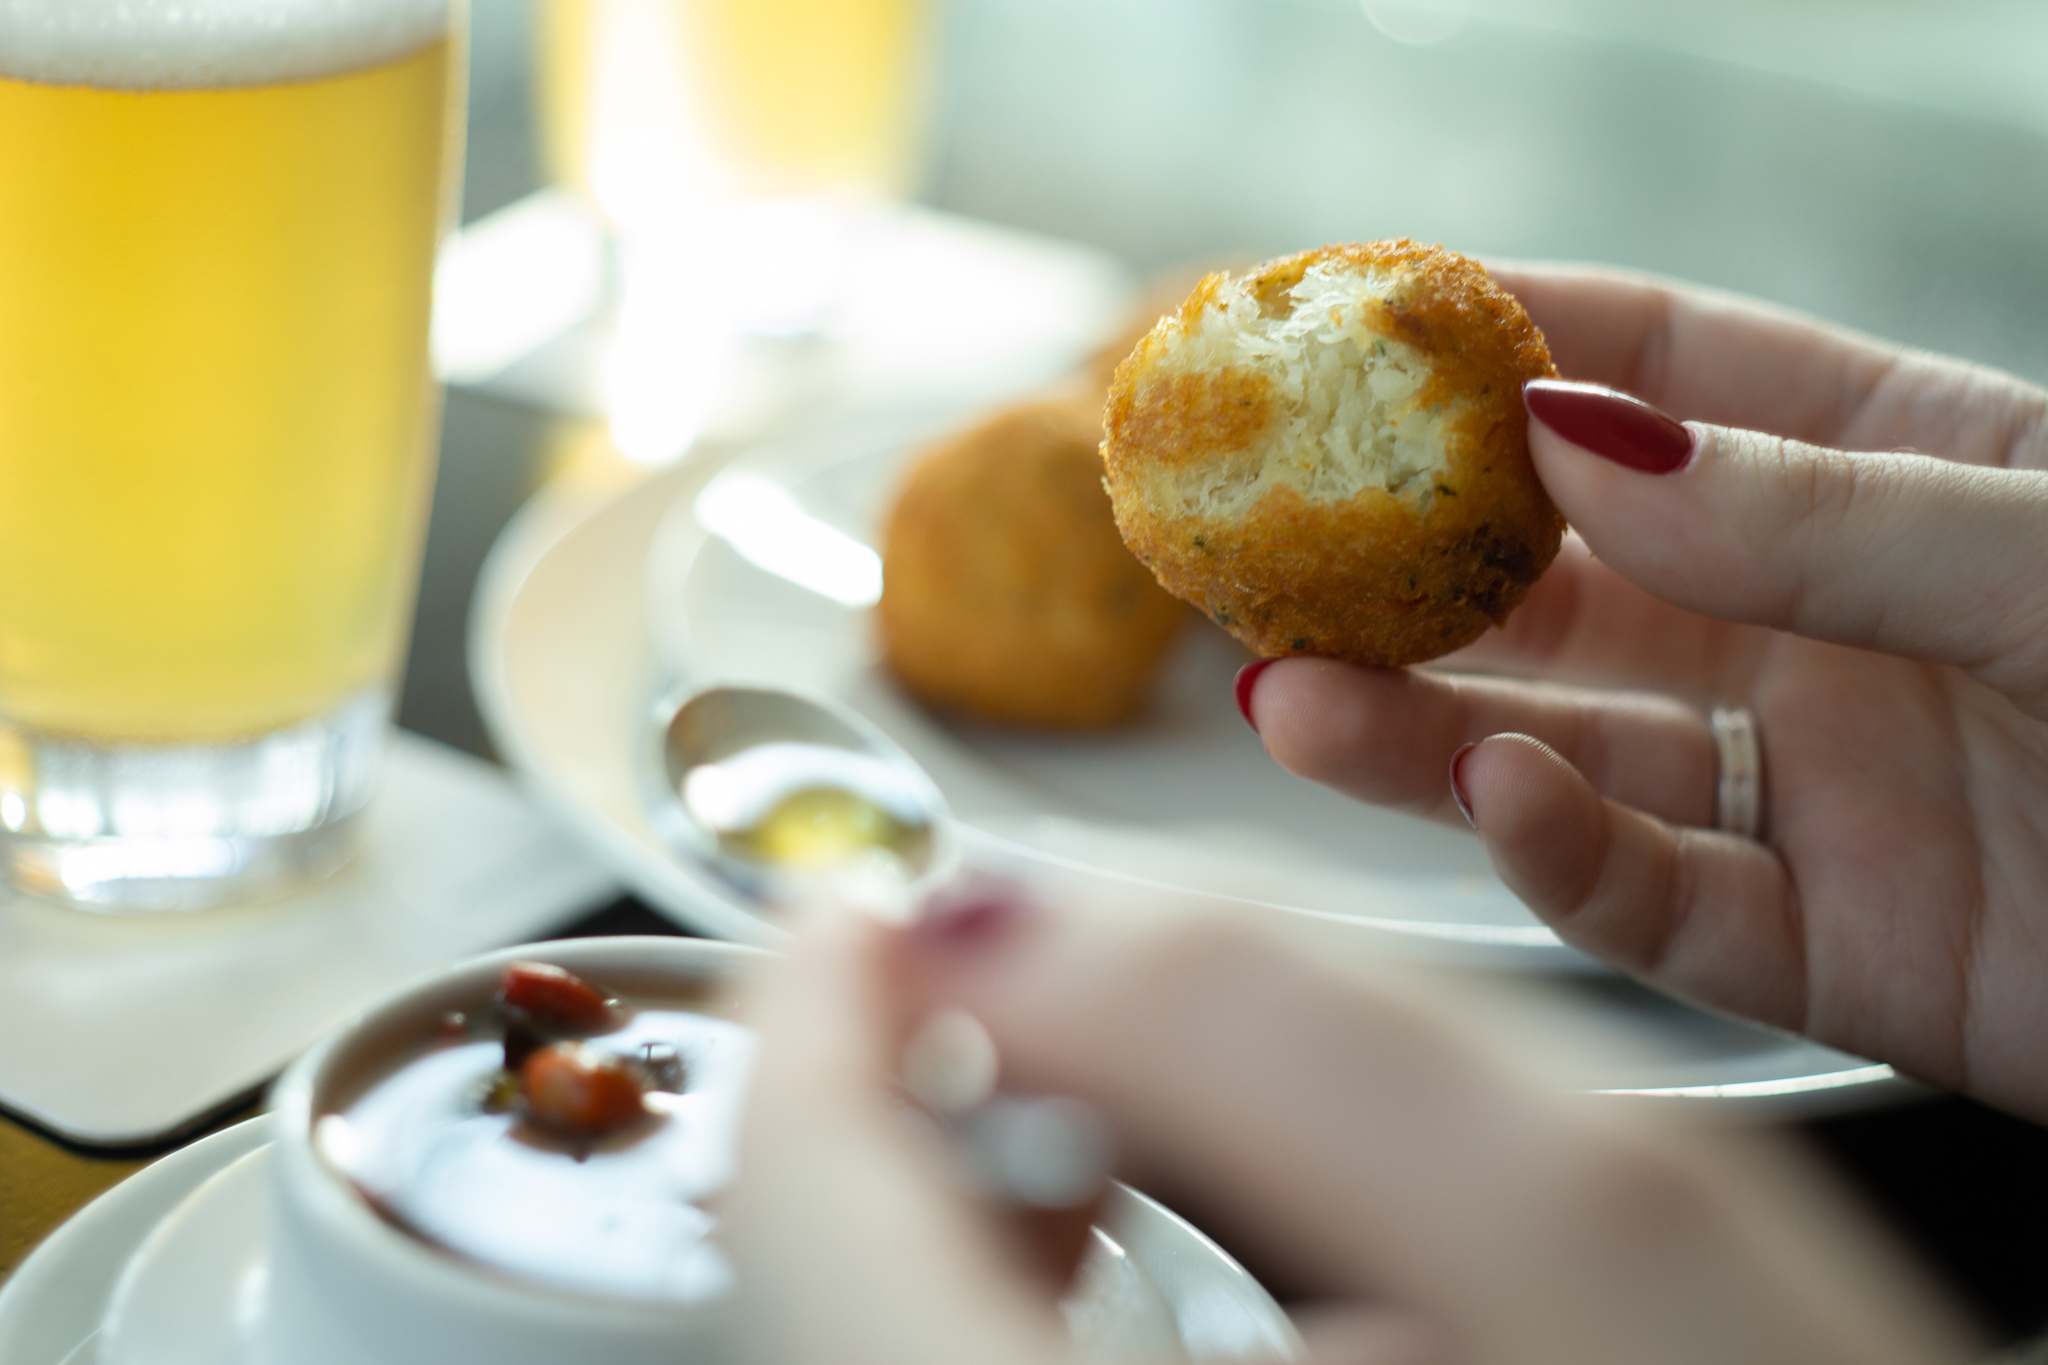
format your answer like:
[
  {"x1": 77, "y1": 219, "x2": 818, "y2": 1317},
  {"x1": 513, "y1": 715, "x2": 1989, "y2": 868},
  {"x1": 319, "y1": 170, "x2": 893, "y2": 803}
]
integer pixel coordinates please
[
  {"x1": 645, "y1": 411, "x2": 1584, "y2": 970},
  {"x1": 3, "y1": 1117, "x2": 1297, "y2": 1365},
  {"x1": 469, "y1": 424, "x2": 1906, "y2": 1113}
]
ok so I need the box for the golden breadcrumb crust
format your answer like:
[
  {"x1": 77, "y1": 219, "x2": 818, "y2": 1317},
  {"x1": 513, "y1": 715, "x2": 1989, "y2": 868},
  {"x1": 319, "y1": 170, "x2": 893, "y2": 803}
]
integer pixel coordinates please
[
  {"x1": 1102, "y1": 240, "x2": 1563, "y2": 666},
  {"x1": 879, "y1": 397, "x2": 1189, "y2": 728}
]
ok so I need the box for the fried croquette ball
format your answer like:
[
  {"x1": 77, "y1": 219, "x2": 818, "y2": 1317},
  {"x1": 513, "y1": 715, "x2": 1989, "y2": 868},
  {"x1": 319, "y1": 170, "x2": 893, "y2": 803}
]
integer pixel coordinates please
[
  {"x1": 879, "y1": 399, "x2": 1188, "y2": 729},
  {"x1": 1101, "y1": 240, "x2": 1564, "y2": 667}
]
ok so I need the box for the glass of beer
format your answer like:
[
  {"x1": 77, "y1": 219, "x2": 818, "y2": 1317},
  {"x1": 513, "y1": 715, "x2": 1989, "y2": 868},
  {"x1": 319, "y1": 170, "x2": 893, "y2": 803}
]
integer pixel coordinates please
[{"x1": 0, "y1": 0, "x2": 464, "y2": 910}]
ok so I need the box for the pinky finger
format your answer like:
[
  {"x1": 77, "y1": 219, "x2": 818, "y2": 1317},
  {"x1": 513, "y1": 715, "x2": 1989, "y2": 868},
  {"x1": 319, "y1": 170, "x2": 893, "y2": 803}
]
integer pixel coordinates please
[{"x1": 1457, "y1": 733, "x2": 1809, "y2": 1032}]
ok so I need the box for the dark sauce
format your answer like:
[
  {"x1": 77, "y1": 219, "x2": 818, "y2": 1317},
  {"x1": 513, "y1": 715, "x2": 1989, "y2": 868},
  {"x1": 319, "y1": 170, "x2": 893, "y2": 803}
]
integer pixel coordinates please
[{"x1": 312, "y1": 974, "x2": 752, "y2": 1304}]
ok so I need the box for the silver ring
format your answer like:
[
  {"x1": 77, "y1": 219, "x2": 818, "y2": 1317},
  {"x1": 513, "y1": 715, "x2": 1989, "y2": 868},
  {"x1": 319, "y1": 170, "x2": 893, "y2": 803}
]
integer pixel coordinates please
[{"x1": 1708, "y1": 706, "x2": 1764, "y2": 839}]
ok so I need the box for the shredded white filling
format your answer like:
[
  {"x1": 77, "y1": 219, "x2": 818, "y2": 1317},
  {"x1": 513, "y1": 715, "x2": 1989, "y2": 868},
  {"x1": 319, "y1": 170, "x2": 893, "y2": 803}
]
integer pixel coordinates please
[{"x1": 1144, "y1": 260, "x2": 1458, "y2": 519}]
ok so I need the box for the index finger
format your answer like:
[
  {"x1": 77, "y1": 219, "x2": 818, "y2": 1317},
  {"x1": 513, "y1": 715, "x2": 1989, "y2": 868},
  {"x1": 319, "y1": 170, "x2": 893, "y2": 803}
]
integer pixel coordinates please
[
  {"x1": 1492, "y1": 261, "x2": 2048, "y2": 469},
  {"x1": 1483, "y1": 261, "x2": 1903, "y2": 446}
]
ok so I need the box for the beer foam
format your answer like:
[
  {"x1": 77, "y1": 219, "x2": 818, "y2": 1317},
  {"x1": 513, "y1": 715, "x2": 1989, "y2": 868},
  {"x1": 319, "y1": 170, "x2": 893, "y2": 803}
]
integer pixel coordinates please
[{"x1": 0, "y1": 0, "x2": 450, "y2": 90}]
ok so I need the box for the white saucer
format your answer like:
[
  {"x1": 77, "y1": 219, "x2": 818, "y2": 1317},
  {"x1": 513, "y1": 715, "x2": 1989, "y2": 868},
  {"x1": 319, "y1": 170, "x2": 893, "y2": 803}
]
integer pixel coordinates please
[
  {"x1": 0, "y1": 1117, "x2": 272, "y2": 1365},
  {"x1": 99, "y1": 1146, "x2": 273, "y2": 1365},
  {"x1": 0, "y1": 735, "x2": 620, "y2": 1147},
  {"x1": 3, "y1": 1117, "x2": 1298, "y2": 1365}
]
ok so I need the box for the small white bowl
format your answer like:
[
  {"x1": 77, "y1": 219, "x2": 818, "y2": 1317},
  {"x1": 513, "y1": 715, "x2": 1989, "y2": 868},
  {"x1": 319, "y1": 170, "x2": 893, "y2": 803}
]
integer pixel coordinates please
[{"x1": 261, "y1": 936, "x2": 765, "y2": 1365}]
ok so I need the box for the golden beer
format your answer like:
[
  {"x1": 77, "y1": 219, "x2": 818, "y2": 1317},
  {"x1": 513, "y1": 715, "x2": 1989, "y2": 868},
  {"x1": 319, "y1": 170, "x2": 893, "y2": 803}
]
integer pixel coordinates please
[
  {"x1": 0, "y1": 1, "x2": 461, "y2": 908},
  {"x1": 0, "y1": 37, "x2": 455, "y2": 741}
]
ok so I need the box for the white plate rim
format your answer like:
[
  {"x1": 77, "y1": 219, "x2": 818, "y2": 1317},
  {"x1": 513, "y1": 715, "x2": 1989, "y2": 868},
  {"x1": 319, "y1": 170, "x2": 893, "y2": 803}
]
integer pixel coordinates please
[{"x1": 0, "y1": 1116, "x2": 274, "y2": 1365}]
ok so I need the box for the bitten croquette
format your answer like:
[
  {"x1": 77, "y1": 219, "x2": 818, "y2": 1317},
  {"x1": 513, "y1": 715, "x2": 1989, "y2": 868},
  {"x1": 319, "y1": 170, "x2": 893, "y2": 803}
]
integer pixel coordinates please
[{"x1": 1101, "y1": 240, "x2": 1564, "y2": 667}]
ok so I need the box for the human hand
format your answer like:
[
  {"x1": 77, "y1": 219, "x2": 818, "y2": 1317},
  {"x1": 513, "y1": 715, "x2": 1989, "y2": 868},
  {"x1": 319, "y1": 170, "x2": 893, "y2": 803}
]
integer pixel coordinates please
[
  {"x1": 730, "y1": 890, "x2": 1974, "y2": 1365},
  {"x1": 1237, "y1": 264, "x2": 2048, "y2": 1119},
  {"x1": 725, "y1": 903, "x2": 1077, "y2": 1365}
]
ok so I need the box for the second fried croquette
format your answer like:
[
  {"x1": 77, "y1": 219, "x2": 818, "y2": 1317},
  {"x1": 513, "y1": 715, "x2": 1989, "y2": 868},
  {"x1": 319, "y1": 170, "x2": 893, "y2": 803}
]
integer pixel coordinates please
[{"x1": 879, "y1": 398, "x2": 1189, "y2": 729}]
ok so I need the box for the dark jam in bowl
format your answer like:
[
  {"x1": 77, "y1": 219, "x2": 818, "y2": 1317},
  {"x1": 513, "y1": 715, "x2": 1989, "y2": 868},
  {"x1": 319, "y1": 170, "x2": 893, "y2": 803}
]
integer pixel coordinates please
[{"x1": 312, "y1": 975, "x2": 752, "y2": 1304}]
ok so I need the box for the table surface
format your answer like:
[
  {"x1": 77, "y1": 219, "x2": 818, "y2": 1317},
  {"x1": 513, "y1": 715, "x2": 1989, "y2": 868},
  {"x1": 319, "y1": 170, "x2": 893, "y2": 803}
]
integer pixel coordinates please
[{"x1": 8, "y1": 0, "x2": 2048, "y2": 1346}]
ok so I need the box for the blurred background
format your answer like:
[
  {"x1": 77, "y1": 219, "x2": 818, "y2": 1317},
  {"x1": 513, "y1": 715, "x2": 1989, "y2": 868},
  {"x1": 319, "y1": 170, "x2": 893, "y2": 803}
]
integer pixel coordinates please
[
  {"x1": 460, "y1": 0, "x2": 2048, "y2": 371},
  {"x1": 415, "y1": 0, "x2": 2048, "y2": 749}
]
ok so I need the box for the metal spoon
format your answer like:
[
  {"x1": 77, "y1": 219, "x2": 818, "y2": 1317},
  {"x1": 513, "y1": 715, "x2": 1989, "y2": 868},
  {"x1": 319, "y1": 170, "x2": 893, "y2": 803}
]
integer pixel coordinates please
[
  {"x1": 647, "y1": 689, "x2": 1112, "y2": 1273},
  {"x1": 644, "y1": 684, "x2": 958, "y2": 911}
]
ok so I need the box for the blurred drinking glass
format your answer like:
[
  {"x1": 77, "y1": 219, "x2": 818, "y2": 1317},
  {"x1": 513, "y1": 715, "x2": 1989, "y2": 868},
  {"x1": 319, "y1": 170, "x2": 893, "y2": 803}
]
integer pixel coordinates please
[
  {"x1": 0, "y1": 0, "x2": 466, "y2": 911},
  {"x1": 540, "y1": 0, "x2": 926, "y2": 207},
  {"x1": 535, "y1": 0, "x2": 930, "y2": 461}
]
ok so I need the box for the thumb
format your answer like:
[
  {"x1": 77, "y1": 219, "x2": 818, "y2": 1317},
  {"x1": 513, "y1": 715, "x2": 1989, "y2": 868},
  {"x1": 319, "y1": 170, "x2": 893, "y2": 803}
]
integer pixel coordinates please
[{"x1": 1522, "y1": 379, "x2": 2048, "y2": 714}]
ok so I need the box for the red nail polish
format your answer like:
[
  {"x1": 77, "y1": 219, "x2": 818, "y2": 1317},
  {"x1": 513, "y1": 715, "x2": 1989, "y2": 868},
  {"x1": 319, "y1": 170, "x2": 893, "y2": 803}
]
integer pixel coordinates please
[
  {"x1": 914, "y1": 877, "x2": 1031, "y2": 949},
  {"x1": 1448, "y1": 742, "x2": 1478, "y2": 829},
  {"x1": 1234, "y1": 659, "x2": 1277, "y2": 732},
  {"x1": 1524, "y1": 379, "x2": 1694, "y2": 474}
]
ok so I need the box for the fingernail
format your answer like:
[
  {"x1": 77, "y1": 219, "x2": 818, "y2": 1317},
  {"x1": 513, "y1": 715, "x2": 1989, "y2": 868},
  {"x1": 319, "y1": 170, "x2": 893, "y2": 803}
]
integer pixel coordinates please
[
  {"x1": 1524, "y1": 379, "x2": 1694, "y2": 474},
  {"x1": 913, "y1": 877, "x2": 1032, "y2": 950},
  {"x1": 1234, "y1": 659, "x2": 1277, "y2": 732},
  {"x1": 902, "y1": 1009, "x2": 999, "y2": 1115},
  {"x1": 1448, "y1": 742, "x2": 1478, "y2": 829}
]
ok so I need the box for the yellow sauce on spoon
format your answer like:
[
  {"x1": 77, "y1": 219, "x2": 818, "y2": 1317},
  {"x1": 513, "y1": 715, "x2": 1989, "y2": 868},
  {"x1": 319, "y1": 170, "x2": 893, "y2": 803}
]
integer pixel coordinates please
[{"x1": 718, "y1": 784, "x2": 924, "y2": 868}]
